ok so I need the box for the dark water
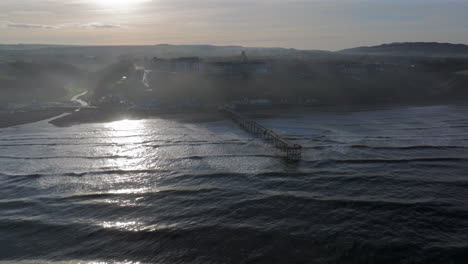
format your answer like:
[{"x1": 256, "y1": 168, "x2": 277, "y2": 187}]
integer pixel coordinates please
[{"x1": 1, "y1": 105, "x2": 468, "y2": 264}]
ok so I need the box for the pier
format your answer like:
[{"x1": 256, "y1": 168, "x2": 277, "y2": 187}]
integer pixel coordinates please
[{"x1": 221, "y1": 107, "x2": 302, "y2": 161}]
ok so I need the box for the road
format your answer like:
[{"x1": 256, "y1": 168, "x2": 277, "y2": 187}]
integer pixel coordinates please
[{"x1": 71, "y1": 91, "x2": 88, "y2": 107}]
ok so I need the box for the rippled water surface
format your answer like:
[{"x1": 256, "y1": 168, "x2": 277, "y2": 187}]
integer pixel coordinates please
[{"x1": 1, "y1": 105, "x2": 468, "y2": 263}]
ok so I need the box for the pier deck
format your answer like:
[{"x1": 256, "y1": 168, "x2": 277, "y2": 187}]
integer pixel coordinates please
[{"x1": 221, "y1": 107, "x2": 302, "y2": 161}]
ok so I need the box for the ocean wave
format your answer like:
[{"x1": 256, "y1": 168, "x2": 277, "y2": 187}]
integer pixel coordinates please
[
  {"x1": 0, "y1": 142, "x2": 154, "y2": 147},
  {"x1": 0, "y1": 134, "x2": 146, "y2": 142},
  {"x1": 172, "y1": 154, "x2": 280, "y2": 161},
  {"x1": 0, "y1": 155, "x2": 135, "y2": 160},
  {"x1": 0, "y1": 216, "x2": 463, "y2": 257},
  {"x1": 0, "y1": 169, "x2": 171, "y2": 178},
  {"x1": 32, "y1": 186, "x2": 224, "y2": 204},
  {"x1": 307, "y1": 157, "x2": 468, "y2": 165},
  {"x1": 347, "y1": 145, "x2": 468, "y2": 150},
  {"x1": 243, "y1": 191, "x2": 456, "y2": 209}
]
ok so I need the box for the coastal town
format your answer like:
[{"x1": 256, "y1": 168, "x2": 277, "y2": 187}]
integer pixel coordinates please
[
  {"x1": 2, "y1": 0, "x2": 468, "y2": 262},
  {"x1": 95, "y1": 51, "x2": 273, "y2": 108},
  {"x1": 1, "y1": 43, "x2": 468, "y2": 127}
]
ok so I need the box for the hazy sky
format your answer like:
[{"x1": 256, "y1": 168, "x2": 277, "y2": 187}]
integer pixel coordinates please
[{"x1": 1, "y1": 0, "x2": 468, "y2": 50}]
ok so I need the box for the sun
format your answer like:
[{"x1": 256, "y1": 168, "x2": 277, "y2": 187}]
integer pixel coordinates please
[{"x1": 93, "y1": 0, "x2": 148, "y2": 9}]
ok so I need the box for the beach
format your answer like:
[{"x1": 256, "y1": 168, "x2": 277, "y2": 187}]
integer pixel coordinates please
[
  {"x1": 0, "y1": 109, "x2": 70, "y2": 128},
  {"x1": 49, "y1": 108, "x2": 225, "y2": 127}
]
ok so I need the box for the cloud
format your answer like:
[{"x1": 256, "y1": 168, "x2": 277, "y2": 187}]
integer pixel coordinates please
[
  {"x1": 81, "y1": 23, "x2": 122, "y2": 29},
  {"x1": 2, "y1": 21, "x2": 123, "y2": 30},
  {"x1": 6, "y1": 22, "x2": 59, "y2": 29},
  {"x1": 1, "y1": 0, "x2": 468, "y2": 49}
]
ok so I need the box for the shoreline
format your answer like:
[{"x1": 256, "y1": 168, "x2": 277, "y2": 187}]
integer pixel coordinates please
[
  {"x1": 49, "y1": 108, "x2": 225, "y2": 127},
  {"x1": 1, "y1": 99, "x2": 467, "y2": 129},
  {"x1": 0, "y1": 108, "x2": 72, "y2": 129}
]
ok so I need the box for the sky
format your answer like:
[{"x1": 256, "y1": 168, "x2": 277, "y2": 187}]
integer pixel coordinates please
[{"x1": 1, "y1": 0, "x2": 468, "y2": 50}]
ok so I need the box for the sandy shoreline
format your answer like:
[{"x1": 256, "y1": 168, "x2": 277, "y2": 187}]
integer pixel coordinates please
[
  {"x1": 0, "y1": 108, "x2": 225, "y2": 129},
  {"x1": 49, "y1": 108, "x2": 226, "y2": 127},
  {"x1": 0, "y1": 109, "x2": 70, "y2": 129},
  {"x1": 2, "y1": 98, "x2": 467, "y2": 129}
]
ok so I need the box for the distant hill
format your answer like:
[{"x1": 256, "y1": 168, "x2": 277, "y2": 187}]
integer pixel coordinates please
[
  {"x1": 0, "y1": 44, "x2": 331, "y2": 59},
  {"x1": 0, "y1": 44, "x2": 74, "y2": 51},
  {"x1": 340, "y1": 42, "x2": 468, "y2": 57}
]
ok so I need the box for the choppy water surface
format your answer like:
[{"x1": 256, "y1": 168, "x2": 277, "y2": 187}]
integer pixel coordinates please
[{"x1": 1, "y1": 105, "x2": 468, "y2": 264}]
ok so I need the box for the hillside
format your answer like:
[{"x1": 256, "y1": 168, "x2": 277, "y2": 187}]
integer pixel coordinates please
[
  {"x1": 0, "y1": 44, "x2": 73, "y2": 51},
  {"x1": 0, "y1": 44, "x2": 330, "y2": 59},
  {"x1": 0, "y1": 61, "x2": 90, "y2": 104},
  {"x1": 340, "y1": 42, "x2": 468, "y2": 57}
]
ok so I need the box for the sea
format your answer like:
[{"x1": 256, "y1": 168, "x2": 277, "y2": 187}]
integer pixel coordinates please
[{"x1": 0, "y1": 104, "x2": 467, "y2": 264}]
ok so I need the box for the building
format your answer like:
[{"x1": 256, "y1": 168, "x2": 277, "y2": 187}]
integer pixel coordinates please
[
  {"x1": 206, "y1": 60, "x2": 269, "y2": 76},
  {"x1": 205, "y1": 52, "x2": 269, "y2": 77},
  {"x1": 149, "y1": 52, "x2": 268, "y2": 76},
  {"x1": 150, "y1": 57, "x2": 201, "y2": 73},
  {"x1": 150, "y1": 57, "x2": 171, "y2": 72},
  {"x1": 171, "y1": 57, "x2": 201, "y2": 72}
]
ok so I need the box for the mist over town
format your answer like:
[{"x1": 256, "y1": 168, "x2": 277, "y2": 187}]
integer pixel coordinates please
[{"x1": 1, "y1": 1, "x2": 468, "y2": 264}]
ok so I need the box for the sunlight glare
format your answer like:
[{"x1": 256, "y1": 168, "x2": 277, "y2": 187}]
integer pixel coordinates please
[
  {"x1": 105, "y1": 119, "x2": 145, "y2": 131},
  {"x1": 93, "y1": 0, "x2": 149, "y2": 9},
  {"x1": 102, "y1": 119, "x2": 150, "y2": 170}
]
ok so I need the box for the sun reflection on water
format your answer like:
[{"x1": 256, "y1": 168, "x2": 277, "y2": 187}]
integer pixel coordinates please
[
  {"x1": 91, "y1": 118, "x2": 179, "y2": 240},
  {"x1": 96, "y1": 119, "x2": 155, "y2": 197},
  {"x1": 0, "y1": 261, "x2": 142, "y2": 264},
  {"x1": 109, "y1": 188, "x2": 149, "y2": 194},
  {"x1": 101, "y1": 221, "x2": 139, "y2": 230},
  {"x1": 103, "y1": 119, "x2": 148, "y2": 168},
  {"x1": 105, "y1": 119, "x2": 146, "y2": 131},
  {"x1": 100, "y1": 220, "x2": 178, "y2": 232}
]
